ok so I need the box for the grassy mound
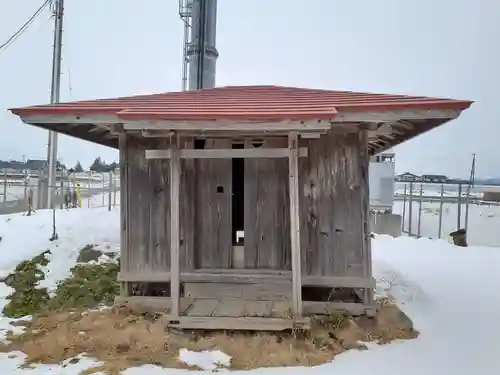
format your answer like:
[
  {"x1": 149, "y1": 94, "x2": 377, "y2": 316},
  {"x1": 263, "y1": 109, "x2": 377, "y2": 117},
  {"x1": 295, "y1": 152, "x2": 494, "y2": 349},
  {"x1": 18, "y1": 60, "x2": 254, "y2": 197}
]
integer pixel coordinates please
[
  {"x1": 2, "y1": 246, "x2": 120, "y2": 318},
  {"x1": 50, "y1": 262, "x2": 119, "y2": 310},
  {"x1": 2, "y1": 251, "x2": 51, "y2": 318},
  {"x1": 76, "y1": 244, "x2": 117, "y2": 264}
]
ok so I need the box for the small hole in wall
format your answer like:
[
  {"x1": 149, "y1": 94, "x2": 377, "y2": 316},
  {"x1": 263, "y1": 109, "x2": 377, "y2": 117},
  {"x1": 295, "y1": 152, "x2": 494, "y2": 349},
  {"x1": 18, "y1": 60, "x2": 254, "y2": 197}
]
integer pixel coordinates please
[
  {"x1": 252, "y1": 140, "x2": 264, "y2": 148},
  {"x1": 194, "y1": 139, "x2": 206, "y2": 149},
  {"x1": 217, "y1": 186, "x2": 224, "y2": 193}
]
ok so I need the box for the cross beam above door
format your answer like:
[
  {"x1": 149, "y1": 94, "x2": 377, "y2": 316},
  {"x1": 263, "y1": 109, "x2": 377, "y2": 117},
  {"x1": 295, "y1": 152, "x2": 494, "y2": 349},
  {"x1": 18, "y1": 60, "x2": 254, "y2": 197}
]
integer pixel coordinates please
[{"x1": 145, "y1": 148, "x2": 309, "y2": 160}]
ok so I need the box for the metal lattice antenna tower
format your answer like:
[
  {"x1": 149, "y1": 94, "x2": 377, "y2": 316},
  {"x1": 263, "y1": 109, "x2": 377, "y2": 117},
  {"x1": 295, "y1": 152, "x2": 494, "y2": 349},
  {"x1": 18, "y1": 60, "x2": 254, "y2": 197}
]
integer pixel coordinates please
[
  {"x1": 178, "y1": 0, "x2": 218, "y2": 91},
  {"x1": 178, "y1": 0, "x2": 193, "y2": 91}
]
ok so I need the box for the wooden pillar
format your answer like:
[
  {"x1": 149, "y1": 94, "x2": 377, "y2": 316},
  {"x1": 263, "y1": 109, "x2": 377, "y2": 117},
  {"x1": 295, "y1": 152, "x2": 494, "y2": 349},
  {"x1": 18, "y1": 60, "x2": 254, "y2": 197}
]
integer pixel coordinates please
[
  {"x1": 170, "y1": 137, "x2": 181, "y2": 318},
  {"x1": 119, "y1": 134, "x2": 129, "y2": 297},
  {"x1": 288, "y1": 132, "x2": 302, "y2": 317},
  {"x1": 359, "y1": 130, "x2": 374, "y2": 307}
]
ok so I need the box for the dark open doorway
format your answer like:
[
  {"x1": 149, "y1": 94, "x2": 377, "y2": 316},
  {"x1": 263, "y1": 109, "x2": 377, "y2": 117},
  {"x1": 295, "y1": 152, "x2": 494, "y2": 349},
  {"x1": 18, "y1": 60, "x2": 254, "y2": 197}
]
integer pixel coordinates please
[{"x1": 232, "y1": 142, "x2": 244, "y2": 245}]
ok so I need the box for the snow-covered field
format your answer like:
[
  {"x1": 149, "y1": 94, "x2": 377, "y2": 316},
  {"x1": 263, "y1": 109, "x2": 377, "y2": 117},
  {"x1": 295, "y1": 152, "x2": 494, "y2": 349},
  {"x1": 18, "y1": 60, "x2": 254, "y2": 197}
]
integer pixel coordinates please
[
  {"x1": 393, "y1": 200, "x2": 500, "y2": 247},
  {"x1": 0, "y1": 203, "x2": 498, "y2": 373}
]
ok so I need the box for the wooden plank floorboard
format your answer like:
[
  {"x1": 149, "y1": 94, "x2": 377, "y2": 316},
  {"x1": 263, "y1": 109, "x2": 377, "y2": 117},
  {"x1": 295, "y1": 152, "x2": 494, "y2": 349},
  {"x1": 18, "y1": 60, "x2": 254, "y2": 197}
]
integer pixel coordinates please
[
  {"x1": 243, "y1": 300, "x2": 274, "y2": 317},
  {"x1": 212, "y1": 299, "x2": 246, "y2": 317},
  {"x1": 185, "y1": 299, "x2": 220, "y2": 316}
]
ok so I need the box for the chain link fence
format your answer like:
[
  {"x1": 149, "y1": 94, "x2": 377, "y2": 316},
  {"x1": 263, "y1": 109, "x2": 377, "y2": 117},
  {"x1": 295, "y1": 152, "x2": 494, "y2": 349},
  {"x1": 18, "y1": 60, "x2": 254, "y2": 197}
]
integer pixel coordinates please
[
  {"x1": 0, "y1": 169, "x2": 120, "y2": 215},
  {"x1": 393, "y1": 182, "x2": 500, "y2": 247}
]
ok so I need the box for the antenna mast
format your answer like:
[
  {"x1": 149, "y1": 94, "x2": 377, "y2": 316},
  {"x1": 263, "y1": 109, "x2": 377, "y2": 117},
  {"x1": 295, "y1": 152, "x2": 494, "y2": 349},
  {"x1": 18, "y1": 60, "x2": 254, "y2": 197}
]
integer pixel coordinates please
[
  {"x1": 46, "y1": 0, "x2": 64, "y2": 209},
  {"x1": 179, "y1": 0, "x2": 193, "y2": 91},
  {"x1": 178, "y1": 0, "x2": 218, "y2": 91}
]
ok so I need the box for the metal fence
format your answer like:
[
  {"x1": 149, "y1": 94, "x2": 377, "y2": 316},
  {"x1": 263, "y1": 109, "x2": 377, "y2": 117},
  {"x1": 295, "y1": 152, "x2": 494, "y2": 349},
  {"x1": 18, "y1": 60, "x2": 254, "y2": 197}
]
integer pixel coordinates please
[
  {"x1": 0, "y1": 170, "x2": 120, "y2": 215},
  {"x1": 393, "y1": 182, "x2": 500, "y2": 247}
]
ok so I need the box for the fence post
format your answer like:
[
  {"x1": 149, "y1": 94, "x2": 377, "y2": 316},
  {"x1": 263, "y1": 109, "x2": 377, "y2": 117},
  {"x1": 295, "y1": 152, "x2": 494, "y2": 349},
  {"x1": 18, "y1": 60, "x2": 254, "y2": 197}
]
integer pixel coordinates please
[
  {"x1": 438, "y1": 184, "x2": 444, "y2": 238},
  {"x1": 113, "y1": 172, "x2": 117, "y2": 207},
  {"x1": 60, "y1": 179, "x2": 64, "y2": 210},
  {"x1": 3, "y1": 169, "x2": 7, "y2": 203},
  {"x1": 417, "y1": 184, "x2": 423, "y2": 237},
  {"x1": 401, "y1": 184, "x2": 407, "y2": 232},
  {"x1": 464, "y1": 183, "x2": 471, "y2": 231},
  {"x1": 101, "y1": 173, "x2": 105, "y2": 207},
  {"x1": 108, "y1": 171, "x2": 113, "y2": 211},
  {"x1": 88, "y1": 171, "x2": 91, "y2": 208},
  {"x1": 23, "y1": 170, "x2": 28, "y2": 203},
  {"x1": 408, "y1": 181, "x2": 414, "y2": 236},
  {"x1": 457, "y1": 183, "x2": 462, "y2": 230}
]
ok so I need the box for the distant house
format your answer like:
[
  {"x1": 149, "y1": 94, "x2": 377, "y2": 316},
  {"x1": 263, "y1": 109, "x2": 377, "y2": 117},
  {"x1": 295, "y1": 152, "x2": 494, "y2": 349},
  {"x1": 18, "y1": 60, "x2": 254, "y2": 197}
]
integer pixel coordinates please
[
  {"x1": 0, "y1": 159, "x2": 67, "y2": 174},
  {"x1": 421, "y1": 174, "x2": 449, "y2": 183},
  {"x1": 0, "y1": 160, "x2": 25, "y2": 171},
  {"x1": 395, "y1": 172, "x2": 420, "y2": 182},
  {"x1": 25, "y1": 159, "x2": 47, "y2": 172}
]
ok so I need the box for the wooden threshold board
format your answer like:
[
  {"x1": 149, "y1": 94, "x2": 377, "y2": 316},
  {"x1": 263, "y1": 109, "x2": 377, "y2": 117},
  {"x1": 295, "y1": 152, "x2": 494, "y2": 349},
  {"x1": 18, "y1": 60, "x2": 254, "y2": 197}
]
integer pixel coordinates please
[{"x1": 165, "y1": 316, "x2": 310, "y2": 331}]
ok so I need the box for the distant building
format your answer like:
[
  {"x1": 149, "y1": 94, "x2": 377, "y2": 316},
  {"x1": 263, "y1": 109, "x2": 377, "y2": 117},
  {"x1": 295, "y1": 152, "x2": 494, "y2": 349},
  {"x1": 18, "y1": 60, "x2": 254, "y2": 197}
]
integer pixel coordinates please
[
  {"x1": 421, "y1": 174, "x2": 449, "y2": 183},
  {"x1": 369, "y1": 152, "x2": 396, "y2": 212},
  {"x1": 25, "y1": 159, "x2": 47, "y2": 172},
  {"x1": 483, "y1": 191, "x2": 500, "y2": 202},
  {"x1": 395, "y1": 172, "x2": 420, "y2": 182}
]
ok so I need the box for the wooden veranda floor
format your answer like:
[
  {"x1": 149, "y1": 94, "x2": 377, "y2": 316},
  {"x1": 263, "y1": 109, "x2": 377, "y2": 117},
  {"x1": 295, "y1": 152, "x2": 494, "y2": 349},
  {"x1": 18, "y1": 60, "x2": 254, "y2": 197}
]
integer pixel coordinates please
[{"x1": 115, "y1": 296, "x2": 311, "y2": 331}]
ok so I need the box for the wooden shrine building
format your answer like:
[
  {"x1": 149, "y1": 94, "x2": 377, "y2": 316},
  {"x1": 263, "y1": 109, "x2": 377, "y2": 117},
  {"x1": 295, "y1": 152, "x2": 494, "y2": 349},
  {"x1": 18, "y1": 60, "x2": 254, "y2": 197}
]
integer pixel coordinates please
[{"x1": 10, "y1": 85, "x2": 472, "y2": 331}]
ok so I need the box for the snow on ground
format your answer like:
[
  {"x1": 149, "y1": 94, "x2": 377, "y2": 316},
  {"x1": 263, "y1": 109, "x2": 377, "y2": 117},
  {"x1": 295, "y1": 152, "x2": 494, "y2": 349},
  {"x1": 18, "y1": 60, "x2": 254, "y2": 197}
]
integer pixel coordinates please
[{"x1": 0, "y1": 206, "x2": 499, "y2": 374}]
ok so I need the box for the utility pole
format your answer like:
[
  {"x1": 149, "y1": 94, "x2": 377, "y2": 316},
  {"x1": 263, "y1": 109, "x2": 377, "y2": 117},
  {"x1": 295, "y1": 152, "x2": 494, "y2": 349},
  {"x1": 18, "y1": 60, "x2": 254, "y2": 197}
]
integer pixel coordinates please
[
  {"x1": 46, "y1": 0, "x2": 64, "y2": 209},
  {"x1": 469, "y1": 153, "x2": 476, "y2": 187}
]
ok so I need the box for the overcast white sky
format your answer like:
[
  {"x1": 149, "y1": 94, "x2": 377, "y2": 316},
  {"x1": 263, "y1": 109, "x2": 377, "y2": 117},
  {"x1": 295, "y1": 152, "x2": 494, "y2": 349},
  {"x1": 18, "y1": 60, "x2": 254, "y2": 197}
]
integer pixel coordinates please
[{"x1": 0, "y1": 0, "x2": 498, "y2": 178}]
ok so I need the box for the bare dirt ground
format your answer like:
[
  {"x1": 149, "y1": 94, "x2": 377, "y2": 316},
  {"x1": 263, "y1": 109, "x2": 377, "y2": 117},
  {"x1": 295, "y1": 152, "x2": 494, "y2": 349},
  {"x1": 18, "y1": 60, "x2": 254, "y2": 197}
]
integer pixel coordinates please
[{"x1": 0, "y1": 301, "x2": 417, "y2": 375}]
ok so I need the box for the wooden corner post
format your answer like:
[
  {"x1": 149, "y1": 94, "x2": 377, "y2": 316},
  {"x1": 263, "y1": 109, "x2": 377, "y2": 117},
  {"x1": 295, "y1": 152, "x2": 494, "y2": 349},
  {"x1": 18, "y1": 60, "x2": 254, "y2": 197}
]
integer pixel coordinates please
[
  {"x1": 359, "y1": 130, "x2": 374, "y2": 309},
  {"x1": 118, "y1": 134, "x2": 129, "y2": 297},
  {"x1": 170, "y1": 135, "x2": 181, "y2": 319},
  {"x1": 288, "y1": 131, "x2": 303, "y2": 317}
]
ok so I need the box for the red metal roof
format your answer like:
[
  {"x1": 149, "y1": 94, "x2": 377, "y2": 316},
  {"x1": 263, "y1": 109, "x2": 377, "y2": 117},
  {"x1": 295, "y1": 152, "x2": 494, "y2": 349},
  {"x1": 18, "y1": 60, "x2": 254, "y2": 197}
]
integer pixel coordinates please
[{"x1": 10, "y1": 85, "x2": 473, "y2": 122}]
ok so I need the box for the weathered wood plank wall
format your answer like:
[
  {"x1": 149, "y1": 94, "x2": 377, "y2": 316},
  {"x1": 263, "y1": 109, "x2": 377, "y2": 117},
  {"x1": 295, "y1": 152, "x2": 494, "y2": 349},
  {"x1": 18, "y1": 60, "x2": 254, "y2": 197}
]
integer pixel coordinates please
[
  {"x1": 120, "y1": 133, "x2": 368, "y2": 280},
  {"x1": 244, "y1": 139, "x2": 291, "y2": 269},
  {"x1": 180, "y1": 139, "x2": 196, "y2": 271},
  {"x1": 124, "y1": 138, "x2": 170, "y2": 274},
  {"x1": 194, "y1": 139, "x2": 232, "y2": 269},
  {"x1": 121, "y1": 136, "x2": 196, "y2": 274},
  {"x1": 299, "y1": 132, "x2": 366, "y2": 277}
]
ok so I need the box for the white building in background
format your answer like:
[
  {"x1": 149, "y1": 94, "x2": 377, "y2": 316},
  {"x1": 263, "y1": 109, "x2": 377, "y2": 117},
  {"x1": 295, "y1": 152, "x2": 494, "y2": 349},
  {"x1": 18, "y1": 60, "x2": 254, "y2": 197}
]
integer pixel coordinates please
[{"x1": 369, "y1": 152, "x2": 395, "y2": 212}]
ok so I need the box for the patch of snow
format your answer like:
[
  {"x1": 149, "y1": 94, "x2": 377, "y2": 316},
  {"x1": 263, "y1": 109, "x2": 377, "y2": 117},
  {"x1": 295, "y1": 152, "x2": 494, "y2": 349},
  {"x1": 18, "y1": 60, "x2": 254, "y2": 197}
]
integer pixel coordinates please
[
  {"x1": 0, "y1": 351, "x2": 104, "y2": 374},
  {"x1": 178, "y1": 348, "x2": 231, "y2": 371}
]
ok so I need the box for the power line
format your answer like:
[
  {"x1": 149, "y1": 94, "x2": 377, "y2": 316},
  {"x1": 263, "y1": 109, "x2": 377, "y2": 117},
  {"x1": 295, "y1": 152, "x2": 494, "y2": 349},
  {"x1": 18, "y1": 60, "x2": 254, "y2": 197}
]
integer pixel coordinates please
[{"x1": 0, "y1": 0, "x2": 53, "y2": 52}]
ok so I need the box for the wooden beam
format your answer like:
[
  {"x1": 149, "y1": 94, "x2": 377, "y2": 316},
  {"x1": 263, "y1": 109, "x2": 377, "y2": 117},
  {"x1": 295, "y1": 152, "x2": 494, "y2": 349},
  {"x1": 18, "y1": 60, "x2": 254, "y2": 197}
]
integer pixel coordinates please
[
  {"x1": 18, "y1": 108, "x2": 461, "y2": 127},
  {"x1": 145, "y1": 147, "x2": 308, "y2": 160},
  {"x1": 117, "y1": 271, "x2": 376, "y2": 288},
  {"x1": 288, "y1": 131, "x2": 302, "y2": 317},
  {"x1": 299, "y1": 132, "x2": 322, "y2": 139},
  {"x1": 123, "y1": 120, "x2": 331, "y2": 132},
  {"x1": 169, "y1": 137, "x2": 181, "y2": 318},
  {"x1": 166, "y1": 316, "x2": 310, "y2": 331},
  {"x1": 19, "y1": 113, "x2": 121, "y2": 125},
  {"x1": 330, "y1": 109, "x2": 461, "y2": 123}
]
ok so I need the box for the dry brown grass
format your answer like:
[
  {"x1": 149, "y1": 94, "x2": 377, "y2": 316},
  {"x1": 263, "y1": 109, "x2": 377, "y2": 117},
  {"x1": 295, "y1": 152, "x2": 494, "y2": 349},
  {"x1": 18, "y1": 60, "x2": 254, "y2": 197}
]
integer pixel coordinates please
[{"x1": 0, "y1": 303, "x2": 418, "y2": 374}]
